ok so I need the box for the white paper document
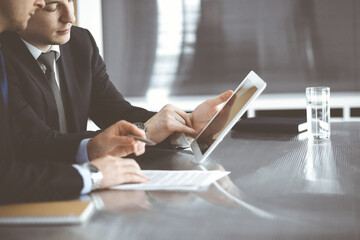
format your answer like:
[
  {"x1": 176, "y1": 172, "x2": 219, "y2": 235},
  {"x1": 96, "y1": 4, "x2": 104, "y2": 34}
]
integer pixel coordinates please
[{"x1": 111, "y1": 170, "x2": 230, "y2": 191}]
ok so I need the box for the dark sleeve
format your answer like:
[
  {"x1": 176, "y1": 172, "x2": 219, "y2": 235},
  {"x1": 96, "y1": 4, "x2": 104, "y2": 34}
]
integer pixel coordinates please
[
  {"x1": 84, "y1": 32, "x2": 178, "y2": 148},
  {"x1": 84, "y1": 29, "x2": 156, "y2": 128},
  {"x1": 0, "y1": 158, "x2": 83, "y2": 204},
  {"x1": 12, "y1": 128, "x2": 98, "y2": 164},
  {"x1": 0, "y1": 96, "x2": 82, "y2": 204}
]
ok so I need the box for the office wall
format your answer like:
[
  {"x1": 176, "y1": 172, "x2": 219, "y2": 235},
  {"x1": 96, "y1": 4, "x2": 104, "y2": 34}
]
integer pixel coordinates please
[
  {"x1": 102, "y1": 0, "x2": 360, "y2": 98},
  {"x1": 77, "y1": 0, "x2": 103, "y2": 57}
]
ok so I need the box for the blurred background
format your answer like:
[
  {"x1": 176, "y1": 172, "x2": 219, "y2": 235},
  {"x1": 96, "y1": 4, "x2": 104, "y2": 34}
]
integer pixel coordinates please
[{"x1": 76, "y1": 0, "x2": 360, "y2": 120}]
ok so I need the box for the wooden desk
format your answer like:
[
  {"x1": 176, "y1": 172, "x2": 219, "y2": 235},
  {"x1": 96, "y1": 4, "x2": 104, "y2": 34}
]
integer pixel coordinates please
[{"x1": 1, "y1": 122, "x2": 359, "y2": 239}]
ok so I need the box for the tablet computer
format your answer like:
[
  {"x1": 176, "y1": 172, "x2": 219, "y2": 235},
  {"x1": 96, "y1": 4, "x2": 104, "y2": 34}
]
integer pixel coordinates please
[{"x1": 191, "y1": 71, "x2": 267, "y2": 163}]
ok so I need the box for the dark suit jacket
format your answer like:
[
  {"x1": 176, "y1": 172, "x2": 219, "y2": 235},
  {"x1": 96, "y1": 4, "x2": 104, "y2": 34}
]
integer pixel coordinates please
[
  {"x1": 0, "y1": 27, "x2": 155, "y2": 164},
  {"x1": 0, "y1": 83, "x2": 83, "y2": 204}
]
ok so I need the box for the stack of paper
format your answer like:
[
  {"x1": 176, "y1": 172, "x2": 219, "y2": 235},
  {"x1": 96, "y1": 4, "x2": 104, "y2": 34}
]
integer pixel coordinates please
[{"x1": 112, "y1": 170, "x2": 230, "y2": 191}]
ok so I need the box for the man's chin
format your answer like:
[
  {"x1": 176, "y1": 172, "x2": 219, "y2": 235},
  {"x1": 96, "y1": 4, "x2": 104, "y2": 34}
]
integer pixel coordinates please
[
  {"x1": 12, "y1": 21, "x2": 29, "y2": 33},
  {"x1": 53, "y1": 35, "x2": 71, "y2": 45}
]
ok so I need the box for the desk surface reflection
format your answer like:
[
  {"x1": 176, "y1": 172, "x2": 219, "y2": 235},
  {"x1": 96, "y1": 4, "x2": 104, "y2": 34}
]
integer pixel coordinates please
[{"x1": 1, "y1": 122, "x2": 359, "y2": 240}]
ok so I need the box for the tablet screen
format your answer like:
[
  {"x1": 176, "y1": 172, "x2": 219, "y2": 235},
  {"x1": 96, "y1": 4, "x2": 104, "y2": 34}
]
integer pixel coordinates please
[{"x1": 196, "y1": 83, "x2": 258, "y2": 154}]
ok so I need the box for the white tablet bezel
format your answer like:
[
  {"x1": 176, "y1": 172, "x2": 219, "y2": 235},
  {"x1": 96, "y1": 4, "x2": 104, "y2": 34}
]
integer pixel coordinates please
[{"x1": 191, "y1": 71, "x2": 267, "y2": 163}]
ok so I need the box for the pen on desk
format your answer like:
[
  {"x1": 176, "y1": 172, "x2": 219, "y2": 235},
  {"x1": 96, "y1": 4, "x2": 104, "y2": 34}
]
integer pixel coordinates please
[{"x1": 127, "y1": 134, "x2": 156, "y2": 146}]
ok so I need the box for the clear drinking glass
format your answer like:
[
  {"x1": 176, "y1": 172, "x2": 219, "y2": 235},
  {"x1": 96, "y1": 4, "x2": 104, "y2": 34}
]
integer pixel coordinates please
[{"x1": 306, "y1": 87, "x2": 330, "y2": 140}]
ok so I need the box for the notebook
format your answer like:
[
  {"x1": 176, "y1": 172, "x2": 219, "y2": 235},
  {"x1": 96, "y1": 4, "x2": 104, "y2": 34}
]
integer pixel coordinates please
[{"x1": 0, "y1": 200, "x2": 94, "y2": 225}]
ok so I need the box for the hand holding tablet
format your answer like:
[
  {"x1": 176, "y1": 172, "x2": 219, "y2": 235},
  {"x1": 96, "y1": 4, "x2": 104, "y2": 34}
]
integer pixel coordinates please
[{"x1": 191, "y1": 71, "x2": 267, "y2": 163}]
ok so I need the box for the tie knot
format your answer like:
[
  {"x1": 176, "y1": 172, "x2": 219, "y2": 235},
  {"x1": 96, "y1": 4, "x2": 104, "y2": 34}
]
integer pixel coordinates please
[{"x1": 38, "y1": 51, "x2": 56, "y2": 72}]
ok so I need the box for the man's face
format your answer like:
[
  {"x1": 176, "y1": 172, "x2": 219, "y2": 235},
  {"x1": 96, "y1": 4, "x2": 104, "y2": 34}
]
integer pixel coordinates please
[
  {"x1": 19, "y1": 0, "x2": 76, "y2": 50},
  {"x1": 0, "y1": 0, "x2": 45, "y2": 32}
]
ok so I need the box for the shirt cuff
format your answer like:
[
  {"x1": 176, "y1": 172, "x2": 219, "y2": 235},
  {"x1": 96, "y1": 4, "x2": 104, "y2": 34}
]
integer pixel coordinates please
[
  {"x1": 72, "y1": 164, "x2": 92, "y2": 195},
  {"x1": 76, "y1": 138, "x2": 91, "y2": 164}
]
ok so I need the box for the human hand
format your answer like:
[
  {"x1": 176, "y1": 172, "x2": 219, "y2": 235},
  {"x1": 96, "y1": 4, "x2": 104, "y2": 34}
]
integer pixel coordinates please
[
  {"x1": 189, "y1": 90, "x2": 233, "y2": 133},
  {"x1": 91, "y1": 155, "x2": 150, "y2": 189},
  {"x1": 87, "y1": 120, "x2": 147, "y2": 160},
  {"x1": 197, "y1": 91, "x2": 236, "y2": 143},
  {"x1": 145, "y1": 104, "x2": 198, "y2": 143}
]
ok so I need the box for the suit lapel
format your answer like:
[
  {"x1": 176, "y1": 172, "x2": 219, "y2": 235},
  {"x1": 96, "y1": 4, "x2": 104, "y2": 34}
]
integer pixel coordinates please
[
  {"x1": 12, "y1": 38, "x2": 61, "y2": 129},
  {"x1": 58, "y1": 44, "x2": 83, "y2": 132}
]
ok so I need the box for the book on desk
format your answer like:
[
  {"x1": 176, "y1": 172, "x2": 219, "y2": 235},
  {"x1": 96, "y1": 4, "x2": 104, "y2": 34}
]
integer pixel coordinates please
[
  {"x1": 233, "y1": 117, "x2": 307, "y2": 133},
  {"x1": 0, "y1": 200, "x2": 94, "y2": 225}
]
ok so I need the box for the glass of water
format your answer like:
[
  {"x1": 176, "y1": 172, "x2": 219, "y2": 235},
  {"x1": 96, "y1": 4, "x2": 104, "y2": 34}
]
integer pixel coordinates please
[{"x1": 306, "y1": 87, "x2": 330, "y2": 140}]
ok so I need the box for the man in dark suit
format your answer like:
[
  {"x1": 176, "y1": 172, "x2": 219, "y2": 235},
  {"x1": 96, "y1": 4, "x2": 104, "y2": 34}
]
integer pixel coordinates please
[
  {"x1": 1, "y1": 0, "x2": 232, "y2": 164},
  {"x1": 0, "y1": 0, "x2": 150, "y2": 204}
]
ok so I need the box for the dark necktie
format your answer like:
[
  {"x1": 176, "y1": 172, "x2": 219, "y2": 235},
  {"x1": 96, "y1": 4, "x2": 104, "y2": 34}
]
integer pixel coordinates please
[
  {"x1": 38, "y1": 52, "x2": 68, "y2": 133},
  {"x1": 0, "y1": 45, "x2": 7, "y2": 108}
]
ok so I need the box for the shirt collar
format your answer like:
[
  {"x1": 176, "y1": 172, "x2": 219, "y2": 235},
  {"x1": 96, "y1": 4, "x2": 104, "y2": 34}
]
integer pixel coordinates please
[{"x1": 21, "y1": 38, "x2": 61, "y2": 61}]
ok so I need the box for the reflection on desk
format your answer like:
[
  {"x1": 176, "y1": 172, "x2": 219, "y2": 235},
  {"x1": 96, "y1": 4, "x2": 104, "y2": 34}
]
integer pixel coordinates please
[
  {"x1": 1, "y1": 122, "x2": 359, "y2": 240},
  {"x1": 94, "y1": 161, "x2": 243, "y2": 211}
]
